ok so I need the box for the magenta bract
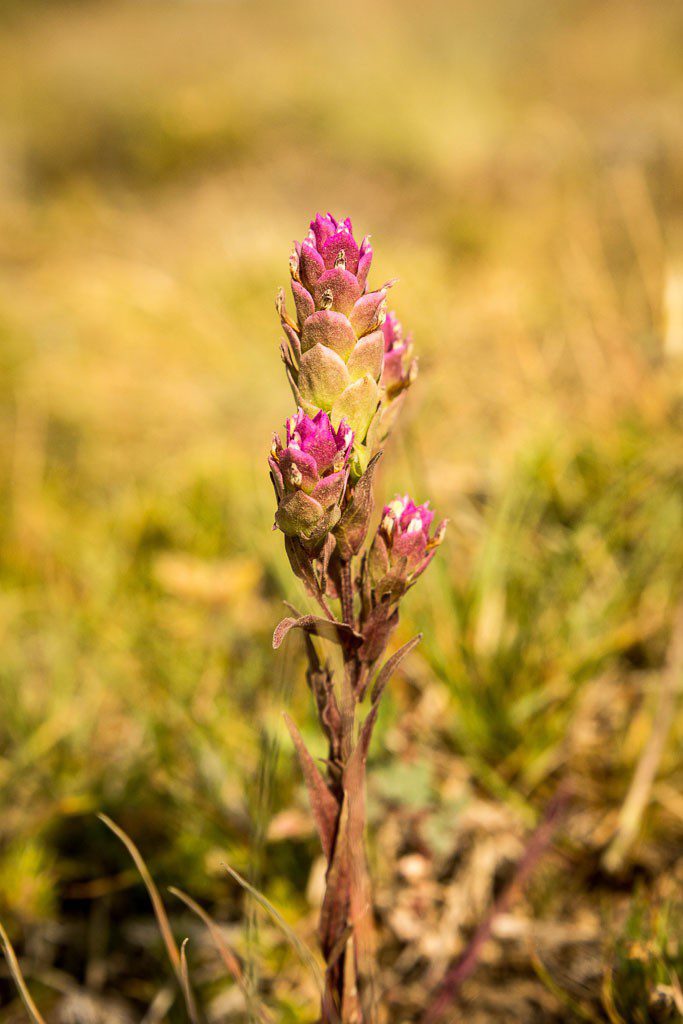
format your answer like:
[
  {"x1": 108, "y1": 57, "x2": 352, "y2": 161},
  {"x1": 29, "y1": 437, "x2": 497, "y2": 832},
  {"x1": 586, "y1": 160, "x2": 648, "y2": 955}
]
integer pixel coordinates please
[
  {"x1": 286, "y1": 408, "x2": 353, "y2": 476},
  {"x1": 270, "y1": 409, "x2": 353, "y2": 542},
  {"x1": 305, "y1": 213, "x2": 373, "y2": 288}
]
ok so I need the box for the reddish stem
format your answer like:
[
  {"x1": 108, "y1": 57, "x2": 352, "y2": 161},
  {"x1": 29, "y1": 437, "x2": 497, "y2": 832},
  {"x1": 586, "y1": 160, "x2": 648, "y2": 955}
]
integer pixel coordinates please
[{"x1": 339, "y1": 559, "x2": 355, "y2": 629}]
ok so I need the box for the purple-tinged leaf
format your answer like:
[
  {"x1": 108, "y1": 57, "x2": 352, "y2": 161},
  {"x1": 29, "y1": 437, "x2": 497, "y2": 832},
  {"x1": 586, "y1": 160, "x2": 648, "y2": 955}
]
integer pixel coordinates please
[
  {"x1": 275, "y1": 286, "x2": 298, "y2": 331},
  {"x1": 318, "y1": 796, "x2": 350, "y2": 963},
  {"x1": 358, "y1": 604, "x2": 398, "y2": 664},
  {"x1": 273, "y1": 614, "x2": 362, "y2": 650},
  {"x1": 301, "y1": 310, "x2": 356, "y2": 360},
  {"x1": 284, "y1": 537, "x2": 320, "y2": 597},
  {"x1": 318, "y1": 533, "x2": 336, "y2": 596},
  {"x1": 291, "y1": 279, "x2": 315, "y2": 325},
  {"x1": 283, "y1": 714, "x2": 339, "y2": 861},
  {"x1": 370, "y1": 634, "x2": 422, "y2": 705},
  {"x1": 349, "y1": 289, "x2": 386, "y2": 337}
]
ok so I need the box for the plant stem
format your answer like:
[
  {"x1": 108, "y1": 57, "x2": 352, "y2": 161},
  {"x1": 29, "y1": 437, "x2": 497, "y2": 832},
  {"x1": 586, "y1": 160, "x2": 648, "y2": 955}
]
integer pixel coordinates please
[
  {"x1": 339, "y1": 558, "x2": 355, "y2": 630},
  {"x1": 321, "y1": 561, "x2": 376, "y2": 1024}
]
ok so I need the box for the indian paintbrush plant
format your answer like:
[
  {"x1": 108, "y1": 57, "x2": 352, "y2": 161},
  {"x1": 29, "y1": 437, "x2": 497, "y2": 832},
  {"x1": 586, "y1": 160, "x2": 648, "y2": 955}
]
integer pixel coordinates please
[
  {"x1": 270, "y1": 213, "x2": 446, "y2": 1023},
  {"x1": 0, "y1": 212, "x2": 446, "y2": 1024}
]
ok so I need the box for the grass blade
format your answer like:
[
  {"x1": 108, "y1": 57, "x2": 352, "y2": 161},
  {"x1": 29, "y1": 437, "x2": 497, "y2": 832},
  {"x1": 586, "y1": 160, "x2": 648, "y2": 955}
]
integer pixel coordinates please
[
  {"x1": 97, "y1": 813, "x2": 200, "y2": 1023},
  {"x1": 223, "y1": 862, "x2": 325, "y2": 995},
  {"x1": 179, "y1": 939, "x2": 200, "y2": 1024},
  {"x1": 529, "y1": 948, "x2": 601, "y2": 1023},
  {"x1": 421, "y1": 787, "x2": 570, "y2": 1023},
  {"x1": 169, "y1": 886, "x2": 273, "y2": 1023},
  {"x1": 140, "y1": 986, "x2": 175, "y2": 1024},
  {"x1": 603, "y1": 602, "x2": 683, "y2": 872},
  {"x1": 169, "y1": 887, "x2": 244, "y2": 985},
  {"x1": 0, "y1": 921, "x2": 48, "y2": 1024}
]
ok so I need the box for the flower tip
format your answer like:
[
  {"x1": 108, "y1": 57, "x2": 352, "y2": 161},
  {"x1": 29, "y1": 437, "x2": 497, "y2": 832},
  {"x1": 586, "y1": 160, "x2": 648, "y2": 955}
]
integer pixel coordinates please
[{"x1": 433, "y1": 519, "x2": 449, "y2": 545}]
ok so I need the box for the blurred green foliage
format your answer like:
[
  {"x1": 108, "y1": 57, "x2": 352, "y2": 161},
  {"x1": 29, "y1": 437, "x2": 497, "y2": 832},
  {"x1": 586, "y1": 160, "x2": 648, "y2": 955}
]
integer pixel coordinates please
[{"x1": 611, "y1": 895, "x2": 683, "y2": 1023}]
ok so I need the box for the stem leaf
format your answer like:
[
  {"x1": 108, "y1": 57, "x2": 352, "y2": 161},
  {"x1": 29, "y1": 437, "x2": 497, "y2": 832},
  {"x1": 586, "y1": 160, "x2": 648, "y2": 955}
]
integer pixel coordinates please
[
  {"x1": 273, "y1": 614, "x2": 362, "y2": 650},
  {"x1": 283, "y1": 713, "x2": 340, "y2": 860}
]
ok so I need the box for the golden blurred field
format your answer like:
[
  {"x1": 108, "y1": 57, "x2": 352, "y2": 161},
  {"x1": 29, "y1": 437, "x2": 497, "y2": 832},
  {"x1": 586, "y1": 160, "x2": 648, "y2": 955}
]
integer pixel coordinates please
[{"x1": 1, "y1": 1, "x2": 682, "y2": 1021}]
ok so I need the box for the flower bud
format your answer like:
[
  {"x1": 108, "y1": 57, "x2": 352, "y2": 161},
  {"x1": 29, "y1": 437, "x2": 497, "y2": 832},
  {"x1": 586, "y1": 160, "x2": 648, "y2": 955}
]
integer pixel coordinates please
[
  {"x1": 381, "y1": 312, "x2": 417, "y2": 398},
  {"x1": 368, "y1": 494, "x2": 447, "y2": 599},
  {"x1": 269, "y1": 409, "x2": 354, "y2": 544}
]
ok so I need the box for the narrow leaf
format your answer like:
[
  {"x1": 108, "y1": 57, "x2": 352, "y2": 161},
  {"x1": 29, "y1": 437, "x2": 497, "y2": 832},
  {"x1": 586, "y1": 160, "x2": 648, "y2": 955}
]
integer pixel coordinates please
[
  {"x1": 283, "y1": 713, "x2": 340, "y2": 860},
  {"x1": 318, "y1": 797, "x2": 350, "y2": 976},
  {"x1": 318, "y1": 533, "x2": 336, "y2": 594},
  {"x1": 169, "y1": 888, "x2": 272, "y2": 1024},
  {"x1": 341, "y1": 728, "x2": 378, "y2": 1021},
  {"x1": 315, "y1": 797, "x2": 349, "y2": 1024},
  {"x1": 358, "y1": 605, "x2": 399, "y2": 664},
  {"x1": 169, "y1": 888, "x2": 244, "y2": 986},
  {"x1": 355, "y1": 705, "x2": 380, "y2": 774},
  {"x1": 284, "y1": 536, "x2": 319, "y2": 595}
]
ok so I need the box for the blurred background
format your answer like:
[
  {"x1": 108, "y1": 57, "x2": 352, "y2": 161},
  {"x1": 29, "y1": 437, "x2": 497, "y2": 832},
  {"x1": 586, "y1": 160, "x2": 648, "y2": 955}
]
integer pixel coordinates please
[{"x1": 1, "y1": 1, "x2": 682, "y2": 1021}]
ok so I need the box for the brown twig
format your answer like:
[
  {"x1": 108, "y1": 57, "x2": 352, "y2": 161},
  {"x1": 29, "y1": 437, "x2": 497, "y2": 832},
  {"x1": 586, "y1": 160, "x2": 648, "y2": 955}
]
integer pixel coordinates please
[{"x1": 421, "y1": 786, "x2": 571, "y2": 1024}]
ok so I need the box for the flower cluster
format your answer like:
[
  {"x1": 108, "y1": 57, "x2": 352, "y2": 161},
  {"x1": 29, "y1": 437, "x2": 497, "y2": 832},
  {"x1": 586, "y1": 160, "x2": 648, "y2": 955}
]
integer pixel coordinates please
[
  {"x1": 369, "y1": 495, "x2": 446, "y2": 599},
  {"x1": 271, "y1": 213, "x2": 445, "y2": 585},
  {"x1": 279, "y1": 213, "x2": 395, "y2": 474}
]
